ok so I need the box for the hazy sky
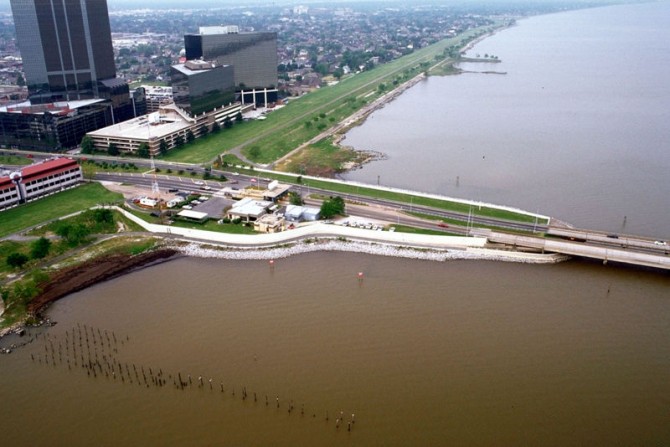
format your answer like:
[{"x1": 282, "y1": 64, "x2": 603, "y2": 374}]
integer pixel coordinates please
[{"x1": 0, "y1": 0, "x2": 633, "y2": 13}]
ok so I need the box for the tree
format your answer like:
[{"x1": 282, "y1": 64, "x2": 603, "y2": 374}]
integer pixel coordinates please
[
  {"x1": 17, "y1": 74, "x2": 25, "y2": 86},
  {"x1": 7, "y1": 252, "x2": 30, "y2": 269},
  {"x1": 137, "y1": 142, "x2": 150, "y2": 158},
  {"x1": 224, "y1": 117, "x2": 233, "y2": 129},
  {"x1": 186, "y1": 130, "x2": 195, "y2": 143},
  {"x1": 1, "y1": 288, "x2": 9, "y2": 304},
  {"x1": 211, "y1": 121, "x2": 221, "y2": 133},
  {"x1": 56, "y1": 223, "x2": 90, "y2": 246},
  {"x1": 81, "y1": 135, "x2": 94, "y2": 154},
  {"x1": 320, "y1": 196, "x2": 345, "y2": 219},
  {"x1": 107, "y1": 143, "x2": 119, "y2": 156},
  {"x1": 174, "y1": 135, "x2": 184, "y2": 147},
  {"x1": 288, "y1": 191, "x2": 304, "y2": 206},
  {"x1": 159, "y1": 140, "x2": 168, "y2": 155},
  {"x1": 92, "y1": 208, "x2": 114, "y2": 224},
  {"x1": 30, "y1": 237, "x2": 51, "y2": 259},
  {"x1": 235, "y1": 112, "x2": 243, "y2": 123}
]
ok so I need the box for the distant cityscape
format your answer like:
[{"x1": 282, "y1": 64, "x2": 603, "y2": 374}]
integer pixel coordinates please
[{"x1": 0, "y1": 1, "x2": 610, "y2": 152}]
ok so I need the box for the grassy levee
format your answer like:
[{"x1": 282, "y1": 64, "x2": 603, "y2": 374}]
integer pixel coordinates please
[
  {"x1": 160, "y1": 26, "x2": 497, "y2": 165},
  {"x1": 0, "y1": 183, "x2": 123, "y2": 238},
  {"x1": 246, "y1": 169, "x2": 546, "y2": 225}
]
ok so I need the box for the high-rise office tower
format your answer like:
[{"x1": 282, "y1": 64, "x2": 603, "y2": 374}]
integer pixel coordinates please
[
  {"x1": 10, "y1": 0, "x2": 117, "y2": 104},
  {"x1": 184, "y1": 26, "x2": 278, "y2": 105}
]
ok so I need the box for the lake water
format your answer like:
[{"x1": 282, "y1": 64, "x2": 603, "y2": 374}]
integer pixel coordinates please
[
  {"x1": 343, "y1": 2, "x2": 670, "y2": 239},
  {"x1": 3, "y1": 3, "x2": 670, "y2": 446},
  {"x1": 1, "y1": 254, "x2": 669, "y2": 446}
]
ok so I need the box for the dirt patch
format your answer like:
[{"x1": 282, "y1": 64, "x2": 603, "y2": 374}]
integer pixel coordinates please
[{"x1": 28, "y1": 249, "x2": 178, "y2": 316}]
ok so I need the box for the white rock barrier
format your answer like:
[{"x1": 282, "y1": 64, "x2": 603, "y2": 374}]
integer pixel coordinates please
[{"x1": 110, "y1": 206, "x2": 567, "y2": 265}]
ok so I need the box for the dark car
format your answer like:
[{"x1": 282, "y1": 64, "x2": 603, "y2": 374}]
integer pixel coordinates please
[{"x1": 606, "y1": 234, "x2": 619, "y2": 239}]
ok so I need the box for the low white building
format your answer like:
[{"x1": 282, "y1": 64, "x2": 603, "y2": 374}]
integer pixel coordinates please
[{"x1": 227, "y1": 197, "x2": 273, "y2": 222}]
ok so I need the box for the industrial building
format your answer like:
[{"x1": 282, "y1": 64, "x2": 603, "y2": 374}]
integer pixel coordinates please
[
  {"x1": 227, "y1": 197, "x2": 274, "y2": 222},
  {"x1": 0, "y1": 157, "x2": 82, "y2": 210}
]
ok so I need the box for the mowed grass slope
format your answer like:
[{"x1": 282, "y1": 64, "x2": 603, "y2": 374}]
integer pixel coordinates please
[{"x1": 0, "y1": 182, "x2": 123, "y2": 238}]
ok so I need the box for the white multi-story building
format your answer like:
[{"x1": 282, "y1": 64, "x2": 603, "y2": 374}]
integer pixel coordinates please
[{"x1": 0, "y1": 157, "x2": 83, "y2": 211}]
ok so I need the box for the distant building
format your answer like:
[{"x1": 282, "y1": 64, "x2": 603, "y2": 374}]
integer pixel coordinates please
[
  {"x1": 0, "y1": 99, "x2": 113, "y2": 151},
  {"x1": 170, "y1": 60, "x2": 235, "y2": 116},
  {"x1": 142, "y1": 85, "x2": 174, "y2": 113},
  {"x1": 184, "y1": 26, "x2": 278, "y2": 105},
  {"x1": 0, "y1": 157, "x2": 82, "y2": 210}
]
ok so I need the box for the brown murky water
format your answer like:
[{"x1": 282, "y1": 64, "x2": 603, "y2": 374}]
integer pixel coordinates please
[{"x1": 2, "y1": 253, "x2": 669, "y2": 446}]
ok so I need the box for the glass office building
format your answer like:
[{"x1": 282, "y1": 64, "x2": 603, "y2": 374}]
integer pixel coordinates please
[
  {"x1": 11, "y1": 0, "x2": 118, "y2": 103},
  {"x1": 170, "y1": 61, "x2": 235, "y2": 116},
  {"x1": 184, "y1": 27, "x2": 278, "y2": 91}
]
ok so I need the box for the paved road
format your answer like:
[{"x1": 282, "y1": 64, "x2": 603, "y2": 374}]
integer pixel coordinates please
[{"x1": 94, "y1": 171, "x2": 543, "y2": 233}]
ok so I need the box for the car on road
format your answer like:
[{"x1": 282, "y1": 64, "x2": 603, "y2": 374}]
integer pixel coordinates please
[
  {"x1": 168, "y1": 188, "x2": 179, "y2": 193},
  {"x1": 437, "y1": 222, "x2": 449, "y2": 228},
  {"x1": 606, "y1": 234, "x2": 619, "y2": 239},
  {"x1": 654, "y1": 240, "x2": 667, "y2": 246}
]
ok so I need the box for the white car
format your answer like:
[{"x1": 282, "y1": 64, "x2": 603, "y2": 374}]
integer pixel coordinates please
[
  {"x1": 194, "y1": 181, "x2": 204, "y2": 185},
  {"x1": 654, "y1": 240, "x2": 667, "y2": 246}
]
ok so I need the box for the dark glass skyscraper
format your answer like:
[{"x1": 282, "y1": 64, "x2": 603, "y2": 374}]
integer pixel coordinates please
[
  {"x1": 184, "y1": 27, "x2": 278, "y2": 90},
  {"x1": 10, "y1": 0, "x2": 117, "y2": 104}
]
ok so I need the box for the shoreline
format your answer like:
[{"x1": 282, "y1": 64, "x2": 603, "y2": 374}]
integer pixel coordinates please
[
  {"x1": 1, "y1": 236, "x2": 567, "y2": 339},
  {"x1": 333, "y1": 22, "x2": 514, "y2": 173}
]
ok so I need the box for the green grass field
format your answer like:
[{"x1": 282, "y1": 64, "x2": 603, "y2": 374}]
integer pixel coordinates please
[
  {"x1": 0, "y1": 155, "x2": 33, "y2": 166},
  {"x1": 0, "y1": 183, "x2": 123, "y2": 238}
]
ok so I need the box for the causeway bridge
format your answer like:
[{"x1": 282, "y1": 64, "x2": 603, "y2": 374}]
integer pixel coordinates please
[{"x1": 475, "y1": 226, "x2": 670, "y2": 271}]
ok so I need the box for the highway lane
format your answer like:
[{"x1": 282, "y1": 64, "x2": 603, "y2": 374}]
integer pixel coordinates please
[
  {"x1": 93, "y1": 171, "x2": 534, "y2": 234},
  {"x1": 5, "y1": 148, "x2": 545, "y2": 233}
]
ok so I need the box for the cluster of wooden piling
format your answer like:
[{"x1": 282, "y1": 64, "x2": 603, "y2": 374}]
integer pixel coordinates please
[{"x1": 31, "y1": 323, "x2": 357, "y2": 433}]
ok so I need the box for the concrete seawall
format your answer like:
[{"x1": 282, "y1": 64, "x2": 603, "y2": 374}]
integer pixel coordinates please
[{"x1": 112, "y1": 206, "x2": 567, "y2": 265}]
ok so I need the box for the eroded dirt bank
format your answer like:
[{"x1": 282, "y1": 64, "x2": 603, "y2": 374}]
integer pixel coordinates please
[{"x1": 28, "y1": 249, "x2": 178, "y2": 316}]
